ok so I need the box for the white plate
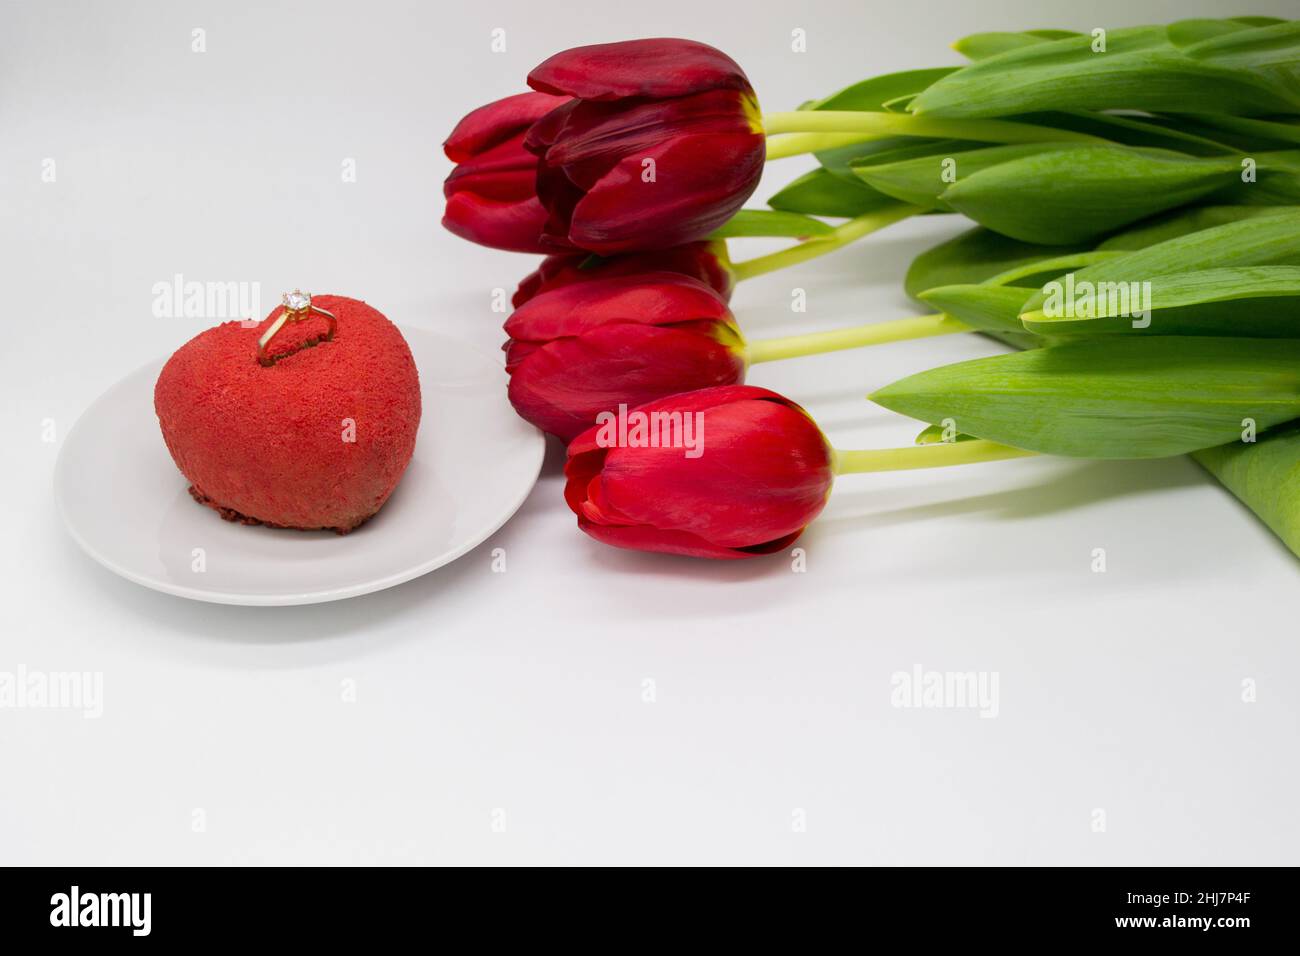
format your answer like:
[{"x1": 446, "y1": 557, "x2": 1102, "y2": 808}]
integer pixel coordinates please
[{"x1": 55, "y1": 328, "x2": 544, "y2": 606}]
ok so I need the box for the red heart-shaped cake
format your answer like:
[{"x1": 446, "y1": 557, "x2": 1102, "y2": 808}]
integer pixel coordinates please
[{"x1": 154, "y1": 295, "x2": 421, "y2": 533}]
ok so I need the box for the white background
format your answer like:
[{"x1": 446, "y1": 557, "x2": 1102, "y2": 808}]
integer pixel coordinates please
[{"x1": 2, "y1": 0, "x2": 1297, "y2": 865}]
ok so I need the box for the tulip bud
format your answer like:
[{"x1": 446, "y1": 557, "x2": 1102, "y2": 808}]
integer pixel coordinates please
[
  {"x1": 512, "y1": 240, "x2": 735, "y2": 308},
  {"x1": 505, "y1": 274, "x2": 746, "y2": 441},
  {"x1": 565, "y1": 385, "x2": 834, "y2": 558},
  {"x1": 442, "y1": 91, "x2": 569, "y2": 253},
  {"x1": 524, "y1": 39, "x2": 766, "y2": 255}
]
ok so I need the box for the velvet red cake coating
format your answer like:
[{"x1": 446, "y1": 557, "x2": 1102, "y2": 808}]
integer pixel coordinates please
[{"x1": 155, "y1": 295, "x2": 421, "y2": 533}]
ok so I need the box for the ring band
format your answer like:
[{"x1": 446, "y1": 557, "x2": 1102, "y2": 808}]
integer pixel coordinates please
[{"x1": 257, "y1": 290, "x2": 337, "y2": 366}]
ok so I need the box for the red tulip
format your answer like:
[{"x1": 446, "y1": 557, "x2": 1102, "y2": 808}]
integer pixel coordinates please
[
  {"x1": 524, "y1": 38, "x2": 766, "y2": 255},
  {"x1": 442, "y1": 91, "x2": 568, "y2": 253},
  {"x1": 565, "y1": 385, "x2": 834, "y2": 559},
  {"x1": 505, "y1": 273, "x2": 746, "y2": 441},
  {"x1": 512, "y1": 240, "x2": 735, "y2": 307}
]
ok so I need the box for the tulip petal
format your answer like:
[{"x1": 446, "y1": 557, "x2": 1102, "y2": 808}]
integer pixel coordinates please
[
  {"x1": 507, "y1": 320, "x2": 745, "y2": 440},
  {"x1": 577, "y1": 517, "x2": 805, "y2": 559},
  {"x1": 512, "y1": 243, "x2": 734, "y2": 307},
  {"x1": 563, "y1": 386, "x2": 833, "y2": 556},
  {"x1": 442, "y1": 191, "x2": 551, "y2": 254},
  {"x1": 511, "y1": 265, "x2": 555, "y2": 307},
  {"x1": 505, "y1": 272, "x2": 731, "y2": 341},
  {"x1": 528, "y1": 38, "x2": 752, "y2": 101},
  {"x1": 541, "y1": 91, "x2": 759, "y2": 187},
  {"x1": 568, "y1": 385, "x2": 788, "y2": 454},
  {"x1": 566, "y1": 131, "x2": 764, "y2": 254},
  {"x1": 443, "y1": 128, "x2": 553, "y2": 252},
  {"x1": 595, "y1": 401, "x2": 832, "y2": 548},
  {"x1": 444, "y1": 91, "x2": 568, "y2": 162},
  {"x1": 532, "y1": 154, "x2": 586, "y2": 251},
  {"x1": 564, "y1": 446, "x2": 606, "y2": 510},
  {"x1": 444, "y1": 133, "x2": 540, "y2": 202}
]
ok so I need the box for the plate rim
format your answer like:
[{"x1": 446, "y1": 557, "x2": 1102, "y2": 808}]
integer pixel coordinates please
[{"x1": 54, "y1": 327, "x2": 546, "y2": 607}]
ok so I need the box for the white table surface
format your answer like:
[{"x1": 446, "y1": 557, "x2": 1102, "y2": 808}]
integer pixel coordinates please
[{"x1": 2, "y1": 0, "x2": 1297, "y2": 865}]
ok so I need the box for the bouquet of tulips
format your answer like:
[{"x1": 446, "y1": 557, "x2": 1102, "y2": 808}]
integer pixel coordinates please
[{"x1": 442, "y1": 18, "x2": 1300, "y2": 560}]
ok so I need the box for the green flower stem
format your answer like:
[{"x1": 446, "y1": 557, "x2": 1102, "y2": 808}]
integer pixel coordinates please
[
  {"x1": 762, "y1": 111, "x2": 1110, "y2": 146},
  {"x1": 765, "y1": 132, "x2": 878, "y2": 160},
  {"x1": 833, "y1": 439, "x2": 1036, "y2": 475},
  {"x1": 746, "y1": 313, "x2": 970, "y2": 364},
  {"x1": 730, "y1": 205, "x2": 922, "y2": 281}
]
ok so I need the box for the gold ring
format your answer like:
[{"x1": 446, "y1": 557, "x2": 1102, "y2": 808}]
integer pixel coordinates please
[{"x1": 257, "y1": 290, "x2": 338, "y2": 366}]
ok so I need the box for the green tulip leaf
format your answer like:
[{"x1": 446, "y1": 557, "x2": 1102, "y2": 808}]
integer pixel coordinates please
[
  {"x1": 1021, "y1": 110, "x2": 1238, "y2": 155},
  {"x1": 953, "y1": 30, "x2": 1081, "y2": 61},
  {"x1": 917, "y1": 284, "x2": 1036, "y2": 334},
  {"x1": 821, "y1": 137, "x2": 992, "y2": 185},
  {"x1": 938, "y1": 147, "x2": 1242, "y2": 244},
  {"x1": 903, "y1": 208, "x2": 1291, "y2": 305},
  {"x1": 915, "y1": 284, "x2": 1044, "y2": 350},
  {"x1": 869, "y1": 337, "x2": 1300, "y2": 459},
  {"x1": 851, "y1": 143, "x2": 1074, "y2": 211},
  {"x1": 807, "y1": 67, "x2": 960, "y2": 113},
  {"x1": 1193, "y1": 421, "x2": 1300, "y2": 558},
  {"x1": 708, "y1": 209, "x2": 834, "y2": 239},
  {"x1": 803, "y1": 68, "x2": 962, "y2": 181},
  {"x1": 1159, "y1": 113, "x2": 1300, "y2": 150},
  {"x1": 1178, "y1": 17, "x2": 1300, "y2": 63},
  {"x1": 915, "y1": 425, "x2": 979, "y2": 444},
  {"x1": 767, "y1": 168, "x2": 909, "y2": 218},
  {"x1": 1022, "y1": 210, "x2": 1300, "y2": 313},
  {"x1": 1165, "y1": 18, "x2": 1274, "y2": 48},
  {"x1": 1021, "y1": 266, "x2": 1300, "y2": 336},
  {"x1": 910, "y1": 21, "x2": 1300, "y2": 119},
  {"x1": 1095, "y1": 204, "x2": 1300, "y2": 250},
  {"x1": 905, "y1": 228, "x2": 1089, "y2": 300}
]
